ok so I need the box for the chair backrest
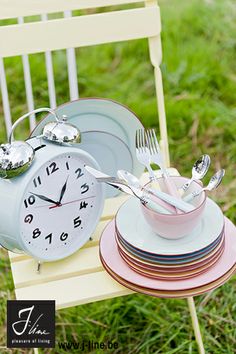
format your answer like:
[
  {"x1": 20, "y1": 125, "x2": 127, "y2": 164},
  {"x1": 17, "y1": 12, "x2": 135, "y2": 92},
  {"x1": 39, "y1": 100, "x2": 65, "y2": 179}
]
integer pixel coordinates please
[{"x1": 0, "y1": 0, "x2": 170, "y2": 166}]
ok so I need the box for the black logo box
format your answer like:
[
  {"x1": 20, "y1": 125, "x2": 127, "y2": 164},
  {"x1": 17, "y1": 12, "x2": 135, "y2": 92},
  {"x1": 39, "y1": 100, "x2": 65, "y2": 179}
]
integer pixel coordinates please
[{"x1": 7, "y1": 300, "x2": 55, "y2": 348}]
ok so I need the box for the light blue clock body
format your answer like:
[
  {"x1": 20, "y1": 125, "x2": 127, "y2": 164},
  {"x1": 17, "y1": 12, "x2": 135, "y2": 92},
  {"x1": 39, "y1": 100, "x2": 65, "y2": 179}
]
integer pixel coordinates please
[{"x1": 0, "y1": 137, "x2": 104, "y2": 262}]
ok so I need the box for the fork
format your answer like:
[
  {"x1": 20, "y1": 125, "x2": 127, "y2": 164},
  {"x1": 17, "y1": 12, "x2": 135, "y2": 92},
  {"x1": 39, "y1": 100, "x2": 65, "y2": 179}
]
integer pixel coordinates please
[
  {"x1": 135, "y1": 129, "x2": 180, "y2": 213},
  {"x1": 135, "y1": 129, "x2": 157, "y2": 182},
  {"x1": 145, "y1": 128, "x2": 181, "y2": 202}
]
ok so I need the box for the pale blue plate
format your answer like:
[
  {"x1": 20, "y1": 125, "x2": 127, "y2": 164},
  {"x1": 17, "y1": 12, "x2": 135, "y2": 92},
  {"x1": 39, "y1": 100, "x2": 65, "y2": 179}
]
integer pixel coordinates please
[
  {"x1": 30, "y1": 98, "x2": 145, "y2": 197},
  {"x1": 117, "y1": 232, "x2": 224, "y2": 264},
  {"x1": 80, "y1": 131, "x2": 133, "y2": 197},
  {"x1": 115, "y1": 197, "x2": 224, "y2": 256}
]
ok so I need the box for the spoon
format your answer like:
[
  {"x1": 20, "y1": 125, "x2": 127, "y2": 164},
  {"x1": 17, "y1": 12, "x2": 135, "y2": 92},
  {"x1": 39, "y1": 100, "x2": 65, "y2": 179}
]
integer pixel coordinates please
[
  {"x1": 180, "y1": 154, "x2": 211, "y2": 193},
  {"x1": 117, "y1": 170, "x2": 193, "y2": 213},
  {"x1": 118, "y1": 170, "x2": 144, "y2": 189},
  {"x1": 183, "y1": 169, "x2": 225, "y2": 203}
]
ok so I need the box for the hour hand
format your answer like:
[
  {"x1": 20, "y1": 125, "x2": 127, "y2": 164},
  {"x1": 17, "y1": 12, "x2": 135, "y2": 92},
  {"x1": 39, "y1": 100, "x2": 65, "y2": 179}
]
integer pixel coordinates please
[{"x1": 30, "y1": 192, "x2": 58, "y2": 205}]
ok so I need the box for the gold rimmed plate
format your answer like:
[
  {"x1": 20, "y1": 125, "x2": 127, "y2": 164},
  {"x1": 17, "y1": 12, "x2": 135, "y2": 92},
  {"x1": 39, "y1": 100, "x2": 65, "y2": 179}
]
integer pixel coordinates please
[
  {"x1": 99, "y1": 218, "x2": 236, "y2": 292},
  {"x1": 100, "y1": 255, "x2": 236, "y2": 298},
  {"x1": 117, "y1": 243, "x2": 224, "y2": 280},
  {"x1": 115, "y1": 231, "x2": 225, "y2": 270}
]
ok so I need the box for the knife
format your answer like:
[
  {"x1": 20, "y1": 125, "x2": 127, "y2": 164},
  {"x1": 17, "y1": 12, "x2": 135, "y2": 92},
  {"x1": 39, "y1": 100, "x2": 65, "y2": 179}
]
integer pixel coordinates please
[
  {"x1": 85, "y1": 166, "x2": 170, "y2": 213},
  {"x1": 85, "y1": 166, "x2": 194, "y2": 213}
]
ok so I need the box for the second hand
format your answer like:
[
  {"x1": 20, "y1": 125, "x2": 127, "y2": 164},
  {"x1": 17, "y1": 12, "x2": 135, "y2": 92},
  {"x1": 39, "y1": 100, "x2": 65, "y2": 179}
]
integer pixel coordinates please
[{"x1": 49, "y1": 195, "x2": 95, "y2": 209}]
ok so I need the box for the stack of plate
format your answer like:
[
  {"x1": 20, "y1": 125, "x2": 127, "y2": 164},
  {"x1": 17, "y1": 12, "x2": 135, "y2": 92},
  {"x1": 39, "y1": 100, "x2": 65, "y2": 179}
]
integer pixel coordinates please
[{"x1": 100, "y1": 198, "x2": 236, "y2": 298}]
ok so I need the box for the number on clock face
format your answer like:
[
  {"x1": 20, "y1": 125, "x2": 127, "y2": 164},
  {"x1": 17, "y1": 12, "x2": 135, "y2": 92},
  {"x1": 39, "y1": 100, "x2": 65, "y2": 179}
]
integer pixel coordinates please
[{"x1": 20, "y1": 153, "x2": 101, "y2": 260}]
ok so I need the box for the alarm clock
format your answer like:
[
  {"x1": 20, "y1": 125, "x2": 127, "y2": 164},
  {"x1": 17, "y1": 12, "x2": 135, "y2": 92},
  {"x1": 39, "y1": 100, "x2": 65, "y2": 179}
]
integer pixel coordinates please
[{"x1": 0, "y1": 108, "x2": 104, "y2": 262}]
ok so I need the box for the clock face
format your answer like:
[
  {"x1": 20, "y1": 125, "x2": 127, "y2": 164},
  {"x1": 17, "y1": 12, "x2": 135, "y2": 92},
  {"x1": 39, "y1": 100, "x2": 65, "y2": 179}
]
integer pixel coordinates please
[{"x1": 19, "y1": 152, "x2": 103, "y2": 261}]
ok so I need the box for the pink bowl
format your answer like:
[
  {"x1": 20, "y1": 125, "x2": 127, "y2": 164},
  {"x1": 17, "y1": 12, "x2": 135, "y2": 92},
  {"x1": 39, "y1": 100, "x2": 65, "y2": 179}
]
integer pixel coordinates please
[{"x1": 141, "y1": 176, "x2": 206, "y2": 239}]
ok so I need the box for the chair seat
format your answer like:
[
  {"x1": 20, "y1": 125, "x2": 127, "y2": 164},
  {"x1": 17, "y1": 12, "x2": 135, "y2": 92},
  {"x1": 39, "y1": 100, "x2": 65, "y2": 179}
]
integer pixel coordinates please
[{"x1": 9, "y1": 168, "x2": 179, "y2": 309}]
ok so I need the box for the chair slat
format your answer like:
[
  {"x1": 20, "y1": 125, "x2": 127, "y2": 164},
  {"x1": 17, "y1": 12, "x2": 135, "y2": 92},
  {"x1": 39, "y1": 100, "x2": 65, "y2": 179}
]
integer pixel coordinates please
[
  {"x1": 64, "y1": 11, "x2": 79, "y2": 100},
  {"x1": 41, "y1": 14, "x2": 57, "y2": 109},
  {"x1": 10, "y1": 245, "x2": 102, "y2": 289},
  {"x1": 0, "y1": 7, "x2": 161, "y2": 57},
  {"x1": 0, "y1": 0, "x2": 145, "y2": 20},
  {"x1": 15, "y1": 270, "x2": 133, "y2": 309},
  {"x1": 18, "y1": 16, "x2": 36, "y2": 129},
  {"x1": 0, "y1": 57, "x2": 12, "y2": 137}
]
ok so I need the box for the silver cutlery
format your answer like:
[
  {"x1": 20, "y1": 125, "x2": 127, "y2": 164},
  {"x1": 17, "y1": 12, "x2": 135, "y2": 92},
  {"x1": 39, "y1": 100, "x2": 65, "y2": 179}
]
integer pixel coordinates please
[
  {"x1": 180, "y1": 154, "x2": 211, "y2": 193},
  {"x1": 183, "y1": 169, "x2": 225, "y2": 203},
  {"x1": 85, "y1": 166, "x2": 165, "y2": 212},
  {"x1": 135, "y1": 129, "x2": 157, "y2": 181},
  {"x1": 145, "y1": 129, "x2": 168, "y2": 176},
  {"x1": 117, "y1": 169, "x2": 172, "y2": 214},
  {"x1": 113, "y1": 172, "x2": 194, "y2": 212},
  {"x1": 117, "y1": 169, "x2": 194, "y2": 213},
  {"x1": 145, "y1": 128, "x2": 180, "y2": 200},
  {"x1": 85, "y1": 166, "x2": 194, "y2": 212}
]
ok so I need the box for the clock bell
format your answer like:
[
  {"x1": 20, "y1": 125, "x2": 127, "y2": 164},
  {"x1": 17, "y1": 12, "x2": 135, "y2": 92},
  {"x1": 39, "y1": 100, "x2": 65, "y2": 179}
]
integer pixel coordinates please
[{"x1": 0, "y1": 107, "x2": 81, "y2": 179}]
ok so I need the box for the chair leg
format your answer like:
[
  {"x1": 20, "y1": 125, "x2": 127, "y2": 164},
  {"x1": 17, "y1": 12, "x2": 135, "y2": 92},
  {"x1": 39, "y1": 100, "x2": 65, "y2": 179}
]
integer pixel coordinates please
[{"x1": 187, "y1": 297, "x2": 205, "y2": 354}]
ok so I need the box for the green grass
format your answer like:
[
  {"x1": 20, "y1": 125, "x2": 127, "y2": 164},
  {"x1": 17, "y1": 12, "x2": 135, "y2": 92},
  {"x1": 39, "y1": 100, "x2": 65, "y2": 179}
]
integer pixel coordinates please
[{"x1": 1, "y1": 0, "x2": 236, "y2": 352}]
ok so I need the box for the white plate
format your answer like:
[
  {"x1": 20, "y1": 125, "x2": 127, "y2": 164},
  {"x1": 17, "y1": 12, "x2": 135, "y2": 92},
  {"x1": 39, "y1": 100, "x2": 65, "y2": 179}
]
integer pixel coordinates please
[
  {"x1": 30, "y1": 98, "x2": 144, "y2": 196},
  {"x1": 79, "y1": 131, "x2": 133, "y2": 197},
  {"x1": 115, "y1": 197, "x2": 224, "y2": 256},
  {"x1": 100, "y1": 216, "x2": 236, "y2": 291}
]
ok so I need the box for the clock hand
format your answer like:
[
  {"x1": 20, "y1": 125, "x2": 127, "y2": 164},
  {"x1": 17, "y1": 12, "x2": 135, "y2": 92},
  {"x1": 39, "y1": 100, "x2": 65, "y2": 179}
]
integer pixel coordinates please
[
  {"x1": 49, "y1": 195, "x2": 95, "y2": 209},
  {"x1": 58, "y1": 176, "x2": 69, "y2": 205},
  {"x1": 30, "y1": 192, "x2": 59, "y2": 205}
]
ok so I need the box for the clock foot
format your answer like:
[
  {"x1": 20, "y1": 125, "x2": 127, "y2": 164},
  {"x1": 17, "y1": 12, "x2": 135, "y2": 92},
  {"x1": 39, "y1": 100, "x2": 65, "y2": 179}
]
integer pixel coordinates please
[{"x1": 37, "y1": 261, "x2": 42, "y2": 274}]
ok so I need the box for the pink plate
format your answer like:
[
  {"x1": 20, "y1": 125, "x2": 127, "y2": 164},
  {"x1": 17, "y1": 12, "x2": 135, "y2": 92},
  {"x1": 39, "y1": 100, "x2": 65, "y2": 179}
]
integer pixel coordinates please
[
  {"x1": 99, "y1": 217, "x2": 236, "y2": 291},
  {"x1": 118, "y1": 241, "x2": 224, "y2": 278},
  {"x1": 100, "y1": 256, "x2": 235, "y2": 298},
  {"x1": 119, "y1": 247, "x2": 224, "y2": 281}
]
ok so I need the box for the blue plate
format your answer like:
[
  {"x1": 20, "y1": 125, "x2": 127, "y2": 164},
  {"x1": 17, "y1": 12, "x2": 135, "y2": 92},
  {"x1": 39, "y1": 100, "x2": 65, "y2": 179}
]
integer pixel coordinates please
[{"x1": 116, "y1": 231, "x2": 224, "y2": 265}]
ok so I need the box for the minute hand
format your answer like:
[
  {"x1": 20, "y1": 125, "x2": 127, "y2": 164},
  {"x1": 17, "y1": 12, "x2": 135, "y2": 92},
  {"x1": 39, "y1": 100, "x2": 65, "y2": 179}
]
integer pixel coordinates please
[
  {"x1": 30, "y1": 192, "x2": 58, "y2": 205},
  {"x1": 58, "y1": 176, "x2": 69, "y2": 204}
]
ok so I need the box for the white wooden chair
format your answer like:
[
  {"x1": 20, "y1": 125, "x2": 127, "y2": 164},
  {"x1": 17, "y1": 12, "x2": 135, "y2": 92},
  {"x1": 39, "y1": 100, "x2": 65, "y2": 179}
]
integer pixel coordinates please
[{"x1": 0, "y1": 1, "x2": 205, "y2": 353}]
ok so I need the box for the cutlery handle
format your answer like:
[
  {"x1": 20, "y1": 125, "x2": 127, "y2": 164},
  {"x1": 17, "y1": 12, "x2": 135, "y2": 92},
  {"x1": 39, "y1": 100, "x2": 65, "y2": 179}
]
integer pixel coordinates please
[
  {"x1": 146, "y1": 187, "x2": 194, "y2": 212},
  {"x1": 144, "y1": 199, "x2": 172, "y2": 214},
  {"x1": 162, "y1": 173, "x2": 180, "y2": 197},
  {"x1": 144, "y1": 188, "x2": 176, "y2": 213},
  {"x1": 146, "y1": 165, "x2": 157, "y2": 181},
  {"x1": 163, "y1": 175, "x2": 181, "y2": 214},
  {"x1": 179, "y1": 178, "x2": 193, "y2": 193},
  {"x1": 183, "y1": 192, "x2": 199, "y2": 203}
]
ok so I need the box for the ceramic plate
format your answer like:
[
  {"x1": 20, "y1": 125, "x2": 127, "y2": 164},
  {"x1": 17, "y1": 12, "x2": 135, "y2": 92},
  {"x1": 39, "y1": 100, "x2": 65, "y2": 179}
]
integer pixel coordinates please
[
  {"x1": 116, "y1": 234, "x2": 225, "y2": 272},
  {"x1": 116, "y1": 231, "x2": 224, "y2": 266},
  {"x1": 117, "y1": 231, "x2": 223, "y2": 260},
  {"x1": 79, "y1": 131, "x2": 133, "y2": 197},
  {"x1": 99, "y1": 217, "x2": 236, "y2": 291},
  {"x1": 116, "y1": 223, "x2": 223, "y2": 260},
  {"x1": 115, "y1": 197, "x2": 224, "y2": 256},
  {"x1": 118, "y1": 243, "x2": 224, "y2": 280},
  {"x1": 100, "y1": 256, "x2": 236, "y2": 298},
  {"x1": 30, "y1": 98, "x2": 144, "y2": 196},
  {"x1": 116, "y1": 229, "x2": 223, "y2": 263}
]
